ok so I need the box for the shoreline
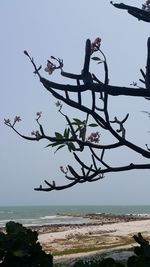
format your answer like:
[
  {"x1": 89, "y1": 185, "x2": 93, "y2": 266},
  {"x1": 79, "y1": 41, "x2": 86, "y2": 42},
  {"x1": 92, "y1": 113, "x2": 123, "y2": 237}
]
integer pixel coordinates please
[
  {"x1": 20, "y1": 212, "x2": 150, "y2": 233},
  {"x1": 36, "y1": 214, "x2": 150, "y2": 264},
  {"x1": 1, "y1": 213, "x2": 150, "y2": 264},
  {"x1": 0, "y1": 211, "x2": 149, "y2": 231}
]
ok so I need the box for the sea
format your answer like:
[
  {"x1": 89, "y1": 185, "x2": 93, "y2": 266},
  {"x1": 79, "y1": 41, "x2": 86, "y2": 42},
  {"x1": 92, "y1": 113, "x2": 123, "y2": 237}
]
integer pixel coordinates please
[{"x1": 0, "y1": 205, "x2": 150, "y2": 227}]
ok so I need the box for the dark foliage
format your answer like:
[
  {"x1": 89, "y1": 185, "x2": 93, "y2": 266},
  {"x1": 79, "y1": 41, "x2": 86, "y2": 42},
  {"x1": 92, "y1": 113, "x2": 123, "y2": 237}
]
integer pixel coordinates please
[{"x1": 0, "y1": 221, "x2": 53, "y2": 267}]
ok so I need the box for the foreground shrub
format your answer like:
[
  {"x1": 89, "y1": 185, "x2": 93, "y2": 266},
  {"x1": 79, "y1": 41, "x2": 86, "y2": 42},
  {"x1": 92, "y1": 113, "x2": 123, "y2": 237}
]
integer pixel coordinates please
[
  {"x1": 0, "y1": 221, "x2": 53, "y2": 267},
  {"x1": 125, "y1": 233, "x2": 150, "y2": 267}
]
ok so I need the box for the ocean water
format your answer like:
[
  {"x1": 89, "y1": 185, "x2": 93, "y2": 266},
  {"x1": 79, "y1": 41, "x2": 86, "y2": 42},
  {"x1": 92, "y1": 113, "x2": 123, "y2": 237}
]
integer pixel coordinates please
[{"x1": 0, "y1": 205, "x2": 150, "y2": 227}]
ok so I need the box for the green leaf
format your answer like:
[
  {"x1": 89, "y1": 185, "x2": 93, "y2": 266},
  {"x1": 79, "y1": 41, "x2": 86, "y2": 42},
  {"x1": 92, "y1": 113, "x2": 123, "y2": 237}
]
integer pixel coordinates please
[
  {"x1": 79, "y1": 127, "x2": 86, "y2": 141},
  {"x1": 88, "y1": 123, "x2": 98, "y2": 127},
  {"x1": 53, "y1": 141, "x2": 64, "y2": 146},
  {"x1": 55, "y1": 132, "x2": 63, "y2": 139},
  {"x1": 45, "y1": 143, "x2": 53, "y2": 148},
  {"x1": 73, "y1": 118, "x2": 83, "y2": 125},
  {"x1": 64, "y1": 127, "x2": 70, "y2": 139},
  {"x1": 54, "y1": 144, "x2": 65, "y2": 153},
  {"x1": 67, "y1": 142, "x2": 76, "y2": 152},
  {"x1": 45, "y1": 141, "x2": 63, "y2": 148},
  {"x1": 91, "y1": 57, "x2": 101, "y2": 61}
]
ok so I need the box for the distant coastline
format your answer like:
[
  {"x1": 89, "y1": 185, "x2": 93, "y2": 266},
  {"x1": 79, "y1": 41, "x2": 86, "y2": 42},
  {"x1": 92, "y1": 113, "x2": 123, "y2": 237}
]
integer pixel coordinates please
[{"x1": 0, "y1": 205, "x2": 150, "y2": 227}]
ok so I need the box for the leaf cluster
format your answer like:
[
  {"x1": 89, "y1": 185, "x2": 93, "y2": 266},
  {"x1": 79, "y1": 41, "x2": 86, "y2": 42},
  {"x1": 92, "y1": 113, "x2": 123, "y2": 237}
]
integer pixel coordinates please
[
  {"x1": 46, "y1": 128, "x2": 76, "y2": 153},
  {"x1": 46, "y1": 117, "x2": 98, "y2": 153}
]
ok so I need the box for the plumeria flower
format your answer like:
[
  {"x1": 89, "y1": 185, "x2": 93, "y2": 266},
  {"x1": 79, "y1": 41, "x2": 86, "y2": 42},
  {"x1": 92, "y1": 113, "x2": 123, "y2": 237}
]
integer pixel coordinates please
[
  {"x1": 91, "y1": 37, "x2": 101, "y2": 54},
  {"x1": 31, "y1": 130, "x2": 41, "y2": 138},
  {"x1": 4, "y1": 118, "x2": 11, "y2": 126},
  {"x1": 45, "y1": 60, "x2": 56, "y2": 74},
  {"x1": 14, "y1": 116, "x2": 21, "y2": 123},
  {"x1": 87, "y1": 132, "x2": 101, "y2": 143}
]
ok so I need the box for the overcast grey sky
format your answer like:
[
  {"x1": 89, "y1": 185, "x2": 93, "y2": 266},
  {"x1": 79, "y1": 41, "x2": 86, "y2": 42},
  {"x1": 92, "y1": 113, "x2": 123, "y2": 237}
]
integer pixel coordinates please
[{"x1": 1, "y1": 0, "x2": 150, "y2": 206}]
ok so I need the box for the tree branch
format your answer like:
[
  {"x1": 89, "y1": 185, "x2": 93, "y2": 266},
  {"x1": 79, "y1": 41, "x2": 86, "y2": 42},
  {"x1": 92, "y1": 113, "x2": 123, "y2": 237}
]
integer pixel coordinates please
[
  {"x1": 146, "y1": 37, "x2": 150, "y2": 90},
  {"x1": 111, "y1": 2, "x2": 150, "y2": 22},
  {"x1": 40, "y1": 76, "x2": 150, "y2": 97}
]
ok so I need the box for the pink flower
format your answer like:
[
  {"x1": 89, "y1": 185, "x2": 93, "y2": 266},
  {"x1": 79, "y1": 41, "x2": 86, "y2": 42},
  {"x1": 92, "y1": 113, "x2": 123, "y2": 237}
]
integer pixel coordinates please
[
  {"x1": 31, "y1": 130, "x2": 41, "y2": 138},
  {"x1": 45, "y1": 60, "x2": 56, "y2": 74},
  {"x1": 87, "y1": 132, "x2": 100, "y2": 143},
  {"x1": 14, "y1": 116, "x2": 21, "y2": 123},
  {"x1": 91, "y1": 37, "x2": 101, "y2": 54},
  {"x1": 4, "y1": 118, "x2": 11, "y2": 125}
]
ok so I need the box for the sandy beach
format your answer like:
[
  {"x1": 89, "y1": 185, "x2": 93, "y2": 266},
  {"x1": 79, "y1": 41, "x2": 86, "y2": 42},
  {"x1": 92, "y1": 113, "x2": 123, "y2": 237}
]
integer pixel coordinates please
[{"x1": 36, "y1": 214, "x2": 150, "y2": 265}]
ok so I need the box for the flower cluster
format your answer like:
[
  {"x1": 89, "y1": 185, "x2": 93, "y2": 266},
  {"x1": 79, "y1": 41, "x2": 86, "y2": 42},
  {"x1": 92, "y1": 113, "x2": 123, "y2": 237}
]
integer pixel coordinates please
[
  {"x1": 87, "y1": 132, "x2": 100, "y2": 143},
  {"x1": 142, "y1": 0, "x2": 150, "y2": 11},
  {"x1": 4, "y1": 116, "x2": 21, "y2": 127},
  {"x1": 45, "y1": 60, "x2": 56, "y2": 74},
  {"x1": 31, "y1": 130, "x2": 41, "y2": 138},
  {"x1": 60, "y1": 166, "x2": 68, "y2": 174},
  {"x1": 91, "y1": 37, "x2": 101, "y2": 54}
]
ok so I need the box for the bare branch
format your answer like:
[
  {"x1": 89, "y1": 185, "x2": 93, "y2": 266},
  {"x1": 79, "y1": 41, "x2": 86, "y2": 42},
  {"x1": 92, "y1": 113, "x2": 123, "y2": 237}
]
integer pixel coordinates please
[
  {"x1": 82, "y1": 39, "x2": 93, "y2": 86},
  {"x1": 90, "y1": 147, "x2": 110, "y2": 169},
  {"x1": 73, "y1": 152, "x2": 96, "y2": 172},
  {"x1": 24, "y1": 51, "x2": 41, "y2": 78},
  {"x1": 110, "y1": 114, "x2": 129, "y2": 139},
  {"x1": 40, "y1": 76, "x2": 150, "y2": 97},
  {"x1": 35, "y1": 162, "x2": 150, "y2": 192}
]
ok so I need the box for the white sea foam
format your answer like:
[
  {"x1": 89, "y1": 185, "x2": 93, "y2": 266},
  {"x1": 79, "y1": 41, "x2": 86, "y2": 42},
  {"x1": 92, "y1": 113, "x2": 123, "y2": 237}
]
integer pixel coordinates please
[{"x1": 40, "y1": 215, "x2": 58, "y2": 220}]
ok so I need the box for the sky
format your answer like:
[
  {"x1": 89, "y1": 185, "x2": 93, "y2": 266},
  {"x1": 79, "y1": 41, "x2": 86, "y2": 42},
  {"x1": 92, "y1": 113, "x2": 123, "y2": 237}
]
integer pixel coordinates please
[{"x1": 1, "y1": 0, "x2": 150, "y2": 206}]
